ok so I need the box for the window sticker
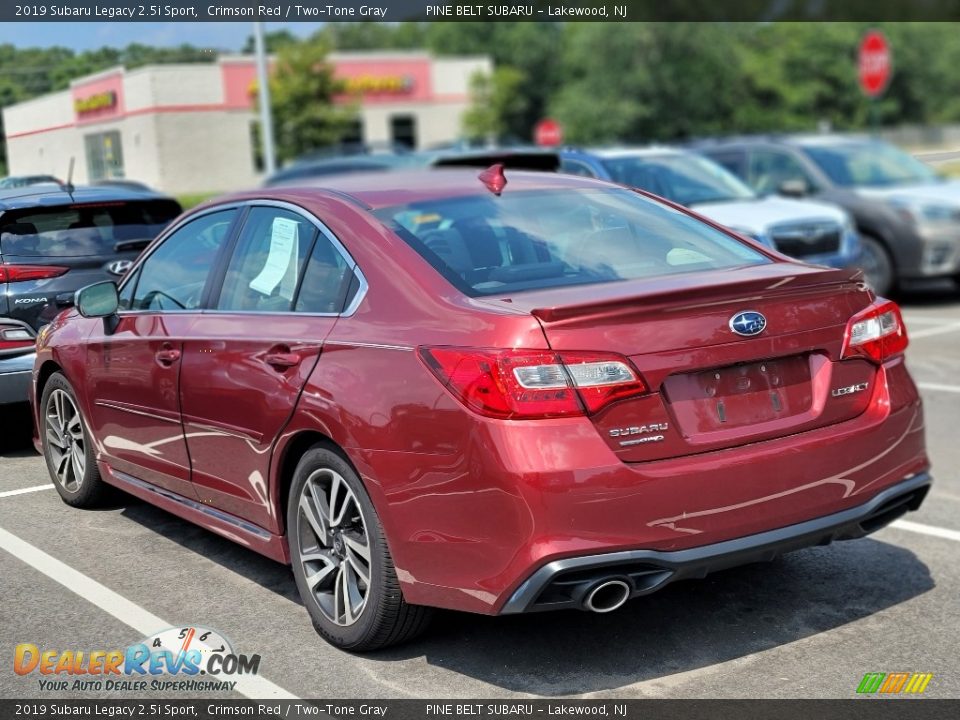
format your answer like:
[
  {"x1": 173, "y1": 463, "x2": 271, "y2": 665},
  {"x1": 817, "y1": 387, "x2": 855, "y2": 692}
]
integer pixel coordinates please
[{"x1": 249, "y1": 217, "x2": 299, "y2": 297}]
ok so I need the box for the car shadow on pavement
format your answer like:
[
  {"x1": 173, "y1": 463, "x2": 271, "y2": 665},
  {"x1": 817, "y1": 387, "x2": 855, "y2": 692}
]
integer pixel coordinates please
[
  {"x1": 375, "y1": 539, "x2": 933, "y2": 695},
  {"x1": 119, "y1": 501, "x2": 302, "y2": 603},
  {"x1": 116, "y1": 496, "x2": 932, "y2": 696},
  {"x1": 0, "y1": 402, "x2": 36, "y2": 456}
]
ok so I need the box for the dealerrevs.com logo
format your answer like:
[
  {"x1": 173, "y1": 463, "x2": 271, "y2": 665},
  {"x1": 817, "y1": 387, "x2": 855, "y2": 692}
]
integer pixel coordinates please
[{"x1": 14, "y1": 626, "x2": 261, "y2": 693}]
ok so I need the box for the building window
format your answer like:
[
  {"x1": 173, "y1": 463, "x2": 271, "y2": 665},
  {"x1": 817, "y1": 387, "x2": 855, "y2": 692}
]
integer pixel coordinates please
[
  {"x1": 390, "y1": 115, "x2": 417, "y2": 150},
  {"x1": 84, "y1": 131, "x2": 124, "y2": 180},
  {"x1": 341, "y1": 119, "x2": 364, "y2": 151}
]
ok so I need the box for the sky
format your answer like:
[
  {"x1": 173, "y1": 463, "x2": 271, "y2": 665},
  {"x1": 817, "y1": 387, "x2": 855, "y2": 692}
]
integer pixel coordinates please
[{"x1": 0, "y1": 22, "x2": 322, "y2": 52}]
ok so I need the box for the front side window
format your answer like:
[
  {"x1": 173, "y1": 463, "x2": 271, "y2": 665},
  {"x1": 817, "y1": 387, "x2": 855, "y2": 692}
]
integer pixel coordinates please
[
  {"x1": 375, "y1": 188, "x2": 770, "y2": 297},
  {"x1": 216, "y1": 208, "x2": 319, "y2": 313},
  {"x1": 128, "y1": 209, "x2": 236, "y2": 311}
]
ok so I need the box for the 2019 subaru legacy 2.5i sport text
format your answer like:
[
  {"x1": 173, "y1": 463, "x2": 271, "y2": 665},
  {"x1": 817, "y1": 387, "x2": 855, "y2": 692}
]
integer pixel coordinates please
[{"x1": 32, "y1": 167, "x2": 931, "y2": 650}]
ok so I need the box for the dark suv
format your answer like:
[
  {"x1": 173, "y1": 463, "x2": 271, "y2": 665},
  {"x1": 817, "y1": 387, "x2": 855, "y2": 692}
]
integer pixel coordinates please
[
  {"x1": 1, "y1": 185, "x2": 181, "y2": 407},
  {"x1": 692, "y1": 135, "x2": 960, "y2": 295}
]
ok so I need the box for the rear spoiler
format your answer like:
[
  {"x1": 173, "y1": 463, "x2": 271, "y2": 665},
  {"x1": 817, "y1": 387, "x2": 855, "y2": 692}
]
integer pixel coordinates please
[{"x1": 528, "y1": 266, "x2": 865, "y2": 323}]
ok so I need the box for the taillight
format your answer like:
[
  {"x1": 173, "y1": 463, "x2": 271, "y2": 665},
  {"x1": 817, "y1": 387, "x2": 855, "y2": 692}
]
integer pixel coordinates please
[
  {"x1": 841, "y1": 299, "x2": 908, "y2": 363},
  {"x1": 418, "y1": 347, "x2": 647, "y2": 419},
  {"x1": 0, "y1": 325, "x2": 36, "y2": 351},
  {"x1": 0, "y1": 264, "x2": 69, "y2": 283}
]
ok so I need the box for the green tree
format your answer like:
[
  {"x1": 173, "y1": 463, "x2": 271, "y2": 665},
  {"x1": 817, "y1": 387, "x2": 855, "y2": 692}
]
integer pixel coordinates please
[
  {"x1": 268, "y1": 40, "x2": 358, "y2": 163},
  {"x1": 463, "y1": 67, "x2": 529, "y2": 142}
]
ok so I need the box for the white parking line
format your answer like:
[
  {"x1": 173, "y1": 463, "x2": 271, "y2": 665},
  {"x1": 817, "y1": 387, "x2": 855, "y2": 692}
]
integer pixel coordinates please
[
  {"x1": 890, "y1": 519, "x2": 960, "y2": 543},
  {"x1": 0, "y1": 524, "x2": 297, "y2": 700},
  {"x1": 909, "y1": 322, "x2": 960, "y2": 339},
  {"x1": 0, "y1": 484, "x2": 53, "y2": 499},
  {"x1": 917, "y1": 381, "x2": 960, "y2": 394}
]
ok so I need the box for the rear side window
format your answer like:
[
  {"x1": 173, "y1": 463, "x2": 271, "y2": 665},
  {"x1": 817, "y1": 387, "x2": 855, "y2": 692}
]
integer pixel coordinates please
[
  {"x1": 374, "y1": 188, "x2": 769, "y2": 297},
  {"x1": 216, "y1": 208, "x2": 318, "y2": 313},
  {"x1": 0, "y1": 200, "x2": 181, "y2": 258}
]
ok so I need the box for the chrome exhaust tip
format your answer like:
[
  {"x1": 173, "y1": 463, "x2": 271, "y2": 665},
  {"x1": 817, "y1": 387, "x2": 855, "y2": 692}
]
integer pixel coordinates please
[{"x1": 583, "y1": 579, "x2": 631, "y2": 613}]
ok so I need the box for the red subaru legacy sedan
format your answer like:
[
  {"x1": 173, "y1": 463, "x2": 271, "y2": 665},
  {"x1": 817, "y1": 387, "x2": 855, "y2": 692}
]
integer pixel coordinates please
[{"x1": 32, "y1": 167, "x2": 930, "y2": 651}]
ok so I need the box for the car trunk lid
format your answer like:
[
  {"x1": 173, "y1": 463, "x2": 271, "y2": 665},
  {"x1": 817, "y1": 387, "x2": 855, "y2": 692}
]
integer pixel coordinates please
[{"x1": 482, "y1": 263, "x2": 877, "y2": 461}]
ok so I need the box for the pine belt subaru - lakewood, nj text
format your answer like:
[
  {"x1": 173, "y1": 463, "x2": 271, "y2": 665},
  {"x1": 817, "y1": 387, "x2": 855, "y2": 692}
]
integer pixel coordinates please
[{"x1": 32, "y1": 167, "x2": 931, "y2": 650}]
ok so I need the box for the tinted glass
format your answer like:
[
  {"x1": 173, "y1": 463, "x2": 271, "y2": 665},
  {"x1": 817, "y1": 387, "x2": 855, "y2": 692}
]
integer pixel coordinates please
[
  {"x1": 128, "y1": 209, "x2": 235, "y2": 311},
  {"x1": 801, "y1": 141, "x2": 939, "y2": 188},
  {"x1": 560, "y1": 159, "x2": 598, "y2": 178},
  {"x1": 217, "y1": 208, "x2": 317, "y2": 313},
  {"x1": 375, "y1": 188, "x2": 769, "y2": 297},
  {"x1": 750, "y1": 149, "x2": 817, "y2": 195},
  {"x1": 0, "y1": 200, "x2": 182, "y2": 258},
  {"x1": 601, "y1": 154, "x2": 755, "y2": 205}
]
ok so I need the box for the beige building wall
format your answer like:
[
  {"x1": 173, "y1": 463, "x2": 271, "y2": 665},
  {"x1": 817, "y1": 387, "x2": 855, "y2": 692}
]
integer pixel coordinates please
[{"x1": 153, "y1": 112, "x2": 259, "y2": 194}]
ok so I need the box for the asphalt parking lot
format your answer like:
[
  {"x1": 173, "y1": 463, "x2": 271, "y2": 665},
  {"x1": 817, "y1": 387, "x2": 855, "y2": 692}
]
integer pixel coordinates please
[{"x1": 1, "y1": 285, "x2": 959, "y2": 700}]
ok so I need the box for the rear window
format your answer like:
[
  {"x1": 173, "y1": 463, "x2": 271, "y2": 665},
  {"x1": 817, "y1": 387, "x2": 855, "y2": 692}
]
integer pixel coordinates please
[
  {"x1": 0, "y1": 200, "x2": 181, "y2": 258},
  {"x1": 374, "y1": 188, "x2": 769, "y2": 297}
]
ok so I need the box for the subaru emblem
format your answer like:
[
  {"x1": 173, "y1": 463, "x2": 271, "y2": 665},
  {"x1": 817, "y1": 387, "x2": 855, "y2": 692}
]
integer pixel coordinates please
[{"x1": 729, "y1": 310, "x2": 767, "y2": 337}]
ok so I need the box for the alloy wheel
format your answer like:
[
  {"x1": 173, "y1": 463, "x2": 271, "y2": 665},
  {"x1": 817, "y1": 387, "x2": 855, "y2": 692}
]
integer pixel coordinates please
[
  {"x1": 296, "y1": 468, "x2": 372, "y2": 626},
  {"x1": 45, "y1": 389, "x2": 86, "y2": 492}
]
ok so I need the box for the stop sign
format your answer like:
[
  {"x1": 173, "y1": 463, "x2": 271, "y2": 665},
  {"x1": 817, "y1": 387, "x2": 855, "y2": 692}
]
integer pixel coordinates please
[
  {"x1": 858, "y1": 30, "x2": 892, "y2": 97},
  {"x1": 534, "y1": 118, "x2": 563, "y2": 147}
]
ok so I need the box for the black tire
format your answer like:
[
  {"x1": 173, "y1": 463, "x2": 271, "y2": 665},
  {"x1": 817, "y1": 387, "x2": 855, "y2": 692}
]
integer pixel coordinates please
[
  {"x1": 859, "y1": 234, "x2": 896, "y2": 297},
  {"x1": 287, "y1": 444, "x2": 432, "y2": 651},
  {"x1": 39, "y1": 372, "x2": 110, "y2": 508}
]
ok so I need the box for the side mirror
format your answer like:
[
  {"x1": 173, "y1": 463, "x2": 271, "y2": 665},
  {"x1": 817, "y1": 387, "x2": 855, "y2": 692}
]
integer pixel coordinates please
[
  {"x1": 778, "y1": 179, "x2": 809, "y2": 198},
  {"x1": 75, "y1": 281, "x2": 119, "y2": 319}
]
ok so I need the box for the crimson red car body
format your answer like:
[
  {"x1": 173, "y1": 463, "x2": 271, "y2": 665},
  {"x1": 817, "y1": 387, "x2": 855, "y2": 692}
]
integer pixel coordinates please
[{"x1": 32, "y1": 169, "x2": 930, "y2": 628}]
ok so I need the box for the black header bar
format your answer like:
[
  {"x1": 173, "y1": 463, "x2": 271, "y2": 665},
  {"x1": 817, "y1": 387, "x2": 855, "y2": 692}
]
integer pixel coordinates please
[{"x1": 6, "y1": 0, "x2": 960, "y2": 22}]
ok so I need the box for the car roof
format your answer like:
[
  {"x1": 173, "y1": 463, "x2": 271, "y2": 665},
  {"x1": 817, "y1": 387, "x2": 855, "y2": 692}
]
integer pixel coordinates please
[
  {"x1": 566, "y1": 146, "x2": 684, "y2": 159},
  {"x1": 692, "y1": 133, "x2": 876, "y2": 150},
  {"x1": 0, "y1": 184, "x2": 175, "y2": 212},
  {"x1": 229, "y1": 168, "x2": 618, "y2": 210}
]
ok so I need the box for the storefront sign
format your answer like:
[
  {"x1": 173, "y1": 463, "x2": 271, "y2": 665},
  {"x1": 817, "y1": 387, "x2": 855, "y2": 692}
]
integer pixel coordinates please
[
  {"x1": 74, "y1": 91, "x2": 117, "y2": 115},
  {"x1": 343, "y1": 74, "x2": 414, "y2": 95}
]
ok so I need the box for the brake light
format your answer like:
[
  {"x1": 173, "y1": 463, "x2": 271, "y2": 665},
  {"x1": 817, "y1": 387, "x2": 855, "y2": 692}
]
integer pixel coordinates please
[
  {"x1": 419, "y1": 347, "x2": 647, "y2": 419},
  {"x1": 841, "y1": 300, "x2": 908, "y2": 363},
  {"x1": 0, "y1": 264, "x2": 68, "y2": 283},
  {"x1": 0, "y1": 326, "x2": 35, "y2": 351}
]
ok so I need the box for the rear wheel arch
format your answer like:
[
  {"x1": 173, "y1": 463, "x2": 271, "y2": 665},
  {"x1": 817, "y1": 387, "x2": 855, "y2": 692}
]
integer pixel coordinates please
[
  {"x1": 36, "y1": 360, "x2": 64, "y2": 405},
  {"x1": 276, "y1": 431, "x2": 365, "y2": 541}
]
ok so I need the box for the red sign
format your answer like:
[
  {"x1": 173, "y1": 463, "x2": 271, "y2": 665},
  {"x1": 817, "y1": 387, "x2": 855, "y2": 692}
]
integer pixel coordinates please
[
  {"x1": 858, "y1": 30, "x2": 892, "y2": 97},
  {"x1": 534, "y1": 118, "x2": 563, "y2": 147}
]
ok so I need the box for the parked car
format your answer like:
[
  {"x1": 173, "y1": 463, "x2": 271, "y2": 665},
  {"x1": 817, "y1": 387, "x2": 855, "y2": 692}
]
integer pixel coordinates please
[
  {"x1": 33, "y1": 167, "x2": 930, "y2": 651},
  {"x1": 692, "y1": 135, "x2": 960, "y2": 295},
  {"x1": 1, "y1": 185, "x2": 181, "y2": 407},
  {"x1": 0, "y1": 175, "x2": 62, "y2": 189},
  {"x1": 560, "y1": 147, "x2": 862, "y2": 278},
  {"x1": 265, "y1": 148, "x2": 560, "y2": 187}
]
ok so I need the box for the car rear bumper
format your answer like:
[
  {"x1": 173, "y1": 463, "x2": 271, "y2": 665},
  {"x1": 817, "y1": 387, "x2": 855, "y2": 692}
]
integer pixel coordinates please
[
  {"x1": 500, "y1": 470, "x2": 931, "y2": 614},
  {"x1": 0, "y1": 351, "x2": 35, "y2": 405},
  {"x1": 357, "y1": 356, "x2": 928, "y2": 615}
]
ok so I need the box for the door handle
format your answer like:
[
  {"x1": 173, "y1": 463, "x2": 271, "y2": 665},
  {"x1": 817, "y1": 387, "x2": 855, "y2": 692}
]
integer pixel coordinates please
[
  {"x1": 155, "y1": 347, "x2": 181, "y2": 366},
  {"x1": 264, "y1": 350, "x2": 300, "y2": 370}
]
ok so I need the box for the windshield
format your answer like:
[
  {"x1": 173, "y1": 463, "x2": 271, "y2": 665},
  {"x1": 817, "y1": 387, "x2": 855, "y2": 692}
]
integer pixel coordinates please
[
  {"x1": 802, "y1": 141, "x2": 939, "y2": 188},
  {"x1": 375, "y1": 188, "x2": 769, "y2": 297},
  {"x1": 600, "y1": 153, "x2": 756, "y2": 205},
  {"x1": 0, "y1": 200, "x2": 182, "y2": 258}
]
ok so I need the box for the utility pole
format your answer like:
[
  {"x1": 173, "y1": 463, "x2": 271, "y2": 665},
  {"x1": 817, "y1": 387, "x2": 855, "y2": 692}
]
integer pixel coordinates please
[{"x1": 253, "y1": 21, "x2": 277, "y2": 175}]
